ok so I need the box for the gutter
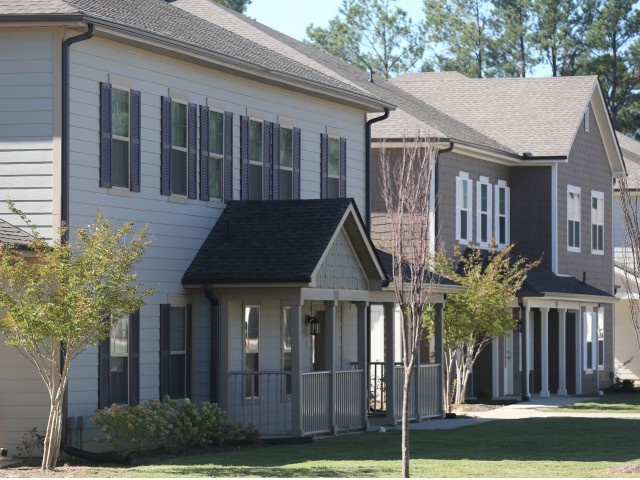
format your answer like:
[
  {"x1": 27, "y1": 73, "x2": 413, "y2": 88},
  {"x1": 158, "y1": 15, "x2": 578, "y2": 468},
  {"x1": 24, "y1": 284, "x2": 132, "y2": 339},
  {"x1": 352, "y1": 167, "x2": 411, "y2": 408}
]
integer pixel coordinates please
[
  {"x1": 60, "y1": 22, "x2": 94, "y2": 457},
  {"x1": 365, "y1": 108, "x2": 390, "y2": 231}
]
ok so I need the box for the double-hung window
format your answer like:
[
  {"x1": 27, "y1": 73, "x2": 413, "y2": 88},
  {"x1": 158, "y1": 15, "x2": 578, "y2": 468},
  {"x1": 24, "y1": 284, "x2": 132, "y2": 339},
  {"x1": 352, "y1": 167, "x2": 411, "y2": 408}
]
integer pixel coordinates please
[
  {"x1": 584, "y1": 309, "x2": 594, "y2": 371},
  {"x1": 327, "y1": 137, "x2": 340, "y2": 198},
  {"x1": 279, "y1": 127, "x2": 294, "y2": 200},
  {"x1": 160, "y1": 304, "x2": 191, "y2": 400},
  {"x1": 208, "y1": 110, "x2": 224, "y2": 200},
  {"x1": 171, "y1": 101, "x2": 188, "y2": 196},
  {"x1": 597, "y1": 307, "x2": 605, "y2": 370},
  {"x1": 99, "y1": 311, "x2": 140, "y2": 408},
  {"x1": 494, "y1": 180, "x2": 510, "y2": 248},
  {"x1": 591, "y1": 191, "x2": 604, "y2": 254},
  {"x1": 476, "y1": 176, "x2": 492, "y2": 247},
  {"x1": 100, "y1": 81, "x2": 140, "y2": 192},
  {"x1": 244, "y1": 306, "x2": 260, "y2": 398},
  {"x1": 456, "y1": 171, "x2": 472, "y2": 244},
  {"x1": 248, "y1": 120, "x2": 264, "y2": 200},
  {"x1": 567, "y1": 185, "x2": 581, "y2": 252}
]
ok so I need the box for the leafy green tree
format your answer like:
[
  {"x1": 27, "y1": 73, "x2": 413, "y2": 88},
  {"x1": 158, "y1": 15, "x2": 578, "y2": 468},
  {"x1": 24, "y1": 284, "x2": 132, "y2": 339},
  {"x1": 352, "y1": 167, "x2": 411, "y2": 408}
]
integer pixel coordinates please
[
  {"x1": 492, "y1": 0, "x2": 538, "y2": 76},
  {"x1": 532, "y1": 0, "x2": 598, "y2": 77},
  {"x1": 423, "y1": 0, "x2": 499, "y2": 78},
  {"x1": 306, "y1": 0, "x2": 425, "y2": 78},
  {"x1": 583, "y1": 0, "x2": 640, "y2": 132},
  {"x1": 0, "y1": 205, "x2": 153, "y2": 470},
  {"x1": 214, "y1": 0, "x2": 251, "y2": 13},
  {"x1": 437, "y1": 244, "x2": 538, "y2": 408}
]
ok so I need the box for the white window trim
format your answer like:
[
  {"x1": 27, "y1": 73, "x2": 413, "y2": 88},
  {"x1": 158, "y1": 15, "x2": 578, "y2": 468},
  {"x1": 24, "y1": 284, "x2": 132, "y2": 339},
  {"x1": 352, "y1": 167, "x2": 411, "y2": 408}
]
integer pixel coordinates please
[
  {"x1": 476, "y1": 176, "x2": 493, "y2": 248},
  {"x1": 169, "y1": 305, "x2": 187, "y2": 398},
  {"x1": 171, "y1": 98, "x2": 189, "y2": 198},
  {"x1": 455, "y1": 171, "x2": 473, "y2": 244},
  {"x1": 591, "y1": 190, "x2": 604, "y2": 255},
  {"x1": 494, "y1": 179, "x2": 510, "y2": 249},
  {"x1": 597, "y1": 306, "x2": 605, "y2": 370},
  {"x1": 208, "y1": 109, "x2": 225, "y2": 201},
  {"x1": 109, "y1": 316, "x2": 130, "y2": 405},
  {"x1": 583, "y1": 309, "x2": 596, "y2": 374},
  {"x1": 567, "y1": 185, "x2": 581, "y2": 253}
]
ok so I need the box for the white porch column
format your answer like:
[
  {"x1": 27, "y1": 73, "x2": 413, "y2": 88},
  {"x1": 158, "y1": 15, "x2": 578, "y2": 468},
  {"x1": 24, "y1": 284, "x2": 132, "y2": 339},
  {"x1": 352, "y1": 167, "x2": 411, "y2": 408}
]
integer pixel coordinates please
[
  {"x1": 383, "y1": 302, "x2": 396, "y2": 424},
  {"x1": 523, "y1": 307, "x2": 531, "y2": 398},
  {"x1": 290, "y1": 303, "x2": 303, "y2": 436},
  {"x1": 558, "y1": 308, "x2": 567, "y2": 396},
  {"x1": 540, "y1": 307, "x2": 550, "y2": 398},
  {"x1": 492, "y1": 336, "x2": 500, "y2": 398},
  {"x1": 324, "y1": 300, "x2": 337, "y2": 433},
  {"x1": 356, "y1": 302, "x2": 368, "y2": 428},
  {"x1": 575, "y1": 309, "x2": 582, "y2": 395}
]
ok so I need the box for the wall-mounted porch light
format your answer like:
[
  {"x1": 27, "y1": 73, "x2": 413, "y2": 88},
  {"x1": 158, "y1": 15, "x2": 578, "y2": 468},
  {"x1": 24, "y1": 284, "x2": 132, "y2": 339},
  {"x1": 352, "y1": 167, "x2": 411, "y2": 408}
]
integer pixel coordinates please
[{"x1": 305, "y1": 315, "x2": 320, "y2": 336}]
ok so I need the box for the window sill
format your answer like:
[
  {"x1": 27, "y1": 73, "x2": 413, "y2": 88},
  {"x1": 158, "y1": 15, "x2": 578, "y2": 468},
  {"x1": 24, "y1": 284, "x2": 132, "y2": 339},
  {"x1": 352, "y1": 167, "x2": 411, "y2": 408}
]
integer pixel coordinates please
[
  {"x1": 456, "y1": 238, "x2": 470, "y2": 246},
  {"x1": 206, "y1": 198, "x2": 225, "y2": 208},
  {"x1": 168, "y1": 195, "x2": 189, "y2": 204},
  {"x1": 567, "y1": 246, "x2": 581, "y2": 253},
  {"x1": 591, "y1": 249, "x2": 604, "y2": 256},
  {"x1": 108, "y1": 187, "x2": 135, "y2": 197},
  {"x1": 584, "y1": 369, "x2": 593, "y2": 375}
]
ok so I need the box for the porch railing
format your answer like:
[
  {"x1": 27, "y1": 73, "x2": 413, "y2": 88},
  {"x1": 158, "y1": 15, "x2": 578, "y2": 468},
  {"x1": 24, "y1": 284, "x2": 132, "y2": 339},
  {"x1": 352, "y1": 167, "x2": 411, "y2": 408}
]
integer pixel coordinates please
[
  {"x1": 301, "y1": 371, "x2": 331, "y2": 435},
  {"x1": 227, "y1": 371, "x2": 291, "y2": 435},
  {"x1": 392, "y1": 364, "x2": 441, "y2": 420},
  {"x1": 335, "y1": 370, "x2": 364, "y2": 429}
]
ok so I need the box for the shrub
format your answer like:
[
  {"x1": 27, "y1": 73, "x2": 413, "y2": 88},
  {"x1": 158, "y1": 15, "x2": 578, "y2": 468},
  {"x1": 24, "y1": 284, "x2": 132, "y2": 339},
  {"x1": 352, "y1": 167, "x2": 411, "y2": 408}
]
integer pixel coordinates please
[{"x1": 94, "y1": 396, "x2": 259, "y2": 455}]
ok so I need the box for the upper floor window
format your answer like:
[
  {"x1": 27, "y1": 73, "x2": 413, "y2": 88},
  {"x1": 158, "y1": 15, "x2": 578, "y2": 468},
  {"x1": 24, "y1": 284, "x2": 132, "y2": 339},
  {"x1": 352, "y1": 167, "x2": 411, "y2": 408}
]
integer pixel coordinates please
[
  {"x1": 328, "y1": 137, "x2": 340, "y2": 198},
  {"x1": 100, "y1": 82, "x2": 140, "y2": 192},
  {"x1": 476, "y1": 176, "x2": 492, "y2": 247},
  {"x1": 249, "y1": 120, "x2": 263, "y2": 200},
  {"x1": 171, "y1": 101, "x2": 188, "y2": 196},
  {"x1": 208, "y1": 110, "x2": 224, "y2": 200},
  {"x1": 279, "y1": 127, "x2": 294, "y2": 200},
  {"x1": 591, "y1": 191, "x2": 604, "y2": 254},
  {"x1": 321, "y1": 132, "x2": 346, "y2": 199},
  {"x1": 456, "y1": 171, "x2": 472, "y2": 244},
  {"x1": 494, "y1": 180, "x2": 510, "y2": 248},
  {"x1": 567, "y1": 185, "x2": 581, "y2": 252}
]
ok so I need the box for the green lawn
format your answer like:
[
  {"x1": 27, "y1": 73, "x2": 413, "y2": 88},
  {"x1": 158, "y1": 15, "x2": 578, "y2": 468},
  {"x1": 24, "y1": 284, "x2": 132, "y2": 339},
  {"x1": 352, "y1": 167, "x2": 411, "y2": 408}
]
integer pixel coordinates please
[
  {"x1": 93, "y1": 417, "x2": 640, "y2": 477},
  {"x1": 556, "y1": 393, "x2": 640, "y2": 413}
]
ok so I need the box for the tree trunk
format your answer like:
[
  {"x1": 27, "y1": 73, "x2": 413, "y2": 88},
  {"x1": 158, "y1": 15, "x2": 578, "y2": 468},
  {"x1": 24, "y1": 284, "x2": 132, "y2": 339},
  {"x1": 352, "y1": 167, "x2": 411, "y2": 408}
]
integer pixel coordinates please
[
  {"x1": 42, "y1": 393, "x2": 63, "y2": 469},
  {"x1": 401, "y1": 368, "x2": 413, "y2": 478}
]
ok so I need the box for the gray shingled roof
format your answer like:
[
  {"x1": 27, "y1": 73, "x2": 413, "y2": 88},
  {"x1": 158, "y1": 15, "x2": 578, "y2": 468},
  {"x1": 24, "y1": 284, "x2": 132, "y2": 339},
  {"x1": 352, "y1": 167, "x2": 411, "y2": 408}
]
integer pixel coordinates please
[
  {"x1": 0, "y1": 0, "x2": 78, "y2": 14},
  {"x1": 616, "y1": 131, "x2": 640, "y2": 189},
  {"x1": 183, "y1": 199, "x2": 382, "y2": 285},
  {"x1": 1, "y1": 0, "x2": 388, "y2": 109},
  {"x1": 0, "y1": 218, "x2": 32, "y2": 247},
  {"x1": 170, "y1": 0, "x2": 506, "y2": 150},
  {"x1": 519, "y1": 265, "x2": 612, "y2": 298},
  {"x1": 388, "y1": 72, "x2": 598, "y2": 158}
]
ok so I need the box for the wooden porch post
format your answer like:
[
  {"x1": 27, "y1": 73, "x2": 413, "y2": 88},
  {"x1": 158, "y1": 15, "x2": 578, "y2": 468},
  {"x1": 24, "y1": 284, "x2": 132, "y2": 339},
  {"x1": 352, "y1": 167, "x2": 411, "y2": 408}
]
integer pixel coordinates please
[
  {"x1": 523, "y1": 306, "x2": 531, "y2": 399},
  {"x1": 540, "y1": 307, "x2": 550, "y2": 398},
  {"x1": 356, "y1": 302, "x2": 369, "y2": 429},
  {"x1": 558, "y1": 308, "x2": 567, "y2": 395},
  {"x1": 324, "y1": 300, "x2": 337, "y2": 433},
  {"x1": 290, "y1": 303, "x2": 303, "y2": 436},
  {"x1": 575, "y1": 308, "x2": 583, "y2": 395},
  {"x1": 383, "y1": 302, "x2": 396, "y2": 424},
  {"x1": 434, "y1": 303, "x2": 444, "y2": 416},
  {"x1": 219, "y1": 294, "x2": 229, "y2": 413}
]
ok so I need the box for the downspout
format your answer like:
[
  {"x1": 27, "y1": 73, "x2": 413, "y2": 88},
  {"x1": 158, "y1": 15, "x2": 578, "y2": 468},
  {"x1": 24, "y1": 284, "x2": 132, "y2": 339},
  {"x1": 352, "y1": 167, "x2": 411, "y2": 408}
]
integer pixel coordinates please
[
  {"x1": 204, "y1": 284, "x2": 220, "y2": 403},
  {"x1": 60, "y1": 23, "x2": 94, "y2": 456},
  {"x1": 365, "y1": 107, "x2": 389, "y2": 233}
]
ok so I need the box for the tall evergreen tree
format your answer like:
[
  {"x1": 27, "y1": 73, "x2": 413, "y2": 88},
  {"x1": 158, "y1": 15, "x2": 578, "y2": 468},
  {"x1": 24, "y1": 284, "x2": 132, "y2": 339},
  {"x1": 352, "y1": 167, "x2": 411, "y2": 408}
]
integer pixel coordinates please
[
  {"x1": 215, "y1": 0, "x2": 251, "y2": 13},
  {"x1": 492, "y1": 0, "x2": 537, "y2": 77},
  {"x1": 306, "y1": 0, "x2": 425, "y2": 78},
  {"x1": 423, "y1": 0, "x2": 498, "y2": 78}
]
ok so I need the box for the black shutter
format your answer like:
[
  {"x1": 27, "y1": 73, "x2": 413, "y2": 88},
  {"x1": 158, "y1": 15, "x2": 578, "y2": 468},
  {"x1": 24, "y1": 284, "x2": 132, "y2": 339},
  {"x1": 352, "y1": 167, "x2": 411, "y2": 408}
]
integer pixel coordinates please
[
  {"x1": 293, "y1": 127, "x2": 301, "y2": 200},
  {"x1": 186, "y1": 304, "x2": 193, "y2": 400},
  {"x1": 188, "y1": 103, "x2": 197, "y2": 199},
  {"x1": 320, "y1": 133, "x2": 328, "y2": 199},
  {"x1": 99, "y1": 82, "x2": 112, "y2": 188},
  {"x1": 130, "y1": 89, "x2": 141, "y2": 193},
  {"x1": 240, "y1": 115, "x2": 249, "y2": 200},
  {"x1": 98, "y1": 336, "x2": 110, "y2": 409},
  {"x1": 224, "y1": 111, "x2": 233, "y2": 202},
  {"x1": 340, "y1": 137, "x2": 347, "y2": 198},
  {"x1": 129, "y1": 310, "x2": 140, "y2": 406},
  {"x1": 161, "y1": 97, "x2": 171, "y2": 196},
  {"x1": 159, "y1": 304, "x2": 171, "y2": 398},
  {"x1": 263, "y1": 121, "x2": 272, "y2": 200},
  {"x1": 200, "y1": 105, "x2": 210, "y2": 202},
  {"x1": 272, "y1": 123, "x2": 280, "y2": 200}
]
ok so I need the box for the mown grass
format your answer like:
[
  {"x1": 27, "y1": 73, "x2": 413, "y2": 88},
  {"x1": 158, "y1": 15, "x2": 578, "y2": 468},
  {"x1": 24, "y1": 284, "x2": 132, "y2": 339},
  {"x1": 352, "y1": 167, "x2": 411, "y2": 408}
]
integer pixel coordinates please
[
  {"x1": 93, "y1": 417, "x2": 640, "y2": 477},
  {"x1": 555, "y1": 393, "x2": 640, "y2": 413}
]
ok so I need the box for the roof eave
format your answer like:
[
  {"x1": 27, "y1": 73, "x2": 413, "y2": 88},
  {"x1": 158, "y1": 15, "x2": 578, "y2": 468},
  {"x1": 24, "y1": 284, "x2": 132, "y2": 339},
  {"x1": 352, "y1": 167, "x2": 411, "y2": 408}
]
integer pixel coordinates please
[
  {"x1": 519, "y1": 292, "x2": 617, "y2": 303},
  {"x1": 0, "y1": 14, "x2": 84, "y2": 25}
]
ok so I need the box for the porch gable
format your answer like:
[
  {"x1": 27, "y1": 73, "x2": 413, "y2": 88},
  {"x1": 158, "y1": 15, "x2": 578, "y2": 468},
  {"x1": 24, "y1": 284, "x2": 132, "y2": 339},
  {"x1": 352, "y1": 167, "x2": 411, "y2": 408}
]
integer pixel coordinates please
[{"x1": 315, "y1": 228, "x2": 369, "y2": 291}]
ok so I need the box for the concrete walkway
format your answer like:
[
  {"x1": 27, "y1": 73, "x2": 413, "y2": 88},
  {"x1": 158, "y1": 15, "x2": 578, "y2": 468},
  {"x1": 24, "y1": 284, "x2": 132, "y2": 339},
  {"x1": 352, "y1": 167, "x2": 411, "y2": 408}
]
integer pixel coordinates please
[{"x1": 393, "y1": 395, "x2": 640, "y2": 431}]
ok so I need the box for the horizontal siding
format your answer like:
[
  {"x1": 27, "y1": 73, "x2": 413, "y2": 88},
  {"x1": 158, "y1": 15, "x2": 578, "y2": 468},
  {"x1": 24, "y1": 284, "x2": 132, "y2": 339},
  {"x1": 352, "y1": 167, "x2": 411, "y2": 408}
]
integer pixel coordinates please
[{"x1": 0, "y1": 30, "x2": 54, "y2": 241}]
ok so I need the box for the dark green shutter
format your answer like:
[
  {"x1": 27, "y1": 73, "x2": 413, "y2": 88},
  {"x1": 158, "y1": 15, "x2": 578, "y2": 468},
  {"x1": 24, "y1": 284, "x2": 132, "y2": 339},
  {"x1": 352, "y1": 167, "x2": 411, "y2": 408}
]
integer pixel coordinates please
[
  {"x1": 340, "y1": 137, "x2": 347, "y2": 197},
  {"x1": 200, "y1": 105, "x2": 210, "y2": 202},
  {"x1": 160, "y1": 97, "x2": 171, "y2": 196},
  {"x1": 263, "y1": 121, "x2": 272, "y2": 200},
  {"x1": 98, "y1": 336, "x2": 110, "y2": 409},
  {"x1": 224, "y1": 111, "x2": 233, "y2": 202},
  {"x1": 188, "y1": 103, "x2": 197, "y2": 199},
  {"x1": 320, "y1": 133, "x2": 328, "y2": 199},
  {"x1": 186, "y1": 304, "x2": 193, "y2": 400},
  {"x1": 272, "y1": 123, "x2": 280, "y2": 200},
  {"x1": 130, "y1": 89, "x2": 141, "y2": 193},
  {"x1": 293, "y1": 127, "x2": 301, "y2": 200},
  {"x1": 240, "y1": 115, "x2": 249, "y2": 200},
  {"x1": 159, "y1": 304, "x2": 171, "y2": 398},
  {"x1": 129, "y1": 310, "x2": 140, "y2": 406},
  {"x1": 99, "y1": 82, "x2": 112, "y2": 188}
]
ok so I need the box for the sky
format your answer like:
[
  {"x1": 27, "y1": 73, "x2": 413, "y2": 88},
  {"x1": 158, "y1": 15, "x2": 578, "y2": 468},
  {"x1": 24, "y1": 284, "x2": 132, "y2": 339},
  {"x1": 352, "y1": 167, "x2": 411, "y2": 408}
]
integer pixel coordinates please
[{"x1": 245, "y1": 0, "x2": 424, "y2": 43}]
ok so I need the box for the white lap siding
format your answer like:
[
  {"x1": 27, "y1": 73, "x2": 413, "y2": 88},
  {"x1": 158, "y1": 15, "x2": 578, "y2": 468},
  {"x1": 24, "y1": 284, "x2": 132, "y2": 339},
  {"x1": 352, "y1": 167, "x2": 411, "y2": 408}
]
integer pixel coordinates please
[{"x1": 0, "y1": 30, "x2": 55, "y2": 239}]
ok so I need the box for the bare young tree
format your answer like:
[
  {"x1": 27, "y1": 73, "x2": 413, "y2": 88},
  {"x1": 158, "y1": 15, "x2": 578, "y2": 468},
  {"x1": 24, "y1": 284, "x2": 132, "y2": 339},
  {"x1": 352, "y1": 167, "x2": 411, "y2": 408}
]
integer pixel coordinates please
[
  {"x1": 617, "y1": 176, "x2": 640, "y2": 349},
  {"x1": 377, "y1": 135, "x2": 439, "y2": 478}
]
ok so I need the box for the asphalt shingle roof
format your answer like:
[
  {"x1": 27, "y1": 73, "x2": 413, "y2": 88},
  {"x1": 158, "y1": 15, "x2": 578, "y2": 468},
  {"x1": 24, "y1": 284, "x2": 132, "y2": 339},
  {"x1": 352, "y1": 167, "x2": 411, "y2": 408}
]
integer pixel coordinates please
[
  {"x1": 183, "y1": 199, "x2": 359, "y2": 284},
  {"x1": 388, "y1": 72, "x2": 599, "y2": 157},
  {"x1": 616, "y1": 131, "x2": 640, "y2": 189},
  {"x1": 0, "y1": 0, "x2": 78, "y2": 14},
  {"x1": 0, "y1": 218, "x2": 32, "y2": 247},
  {"x1": 375, "y1": 248, "x2": 460, "y2": 287},
  {"x1": 519, "y1": 265, "x2": 612, "y2": 298}
]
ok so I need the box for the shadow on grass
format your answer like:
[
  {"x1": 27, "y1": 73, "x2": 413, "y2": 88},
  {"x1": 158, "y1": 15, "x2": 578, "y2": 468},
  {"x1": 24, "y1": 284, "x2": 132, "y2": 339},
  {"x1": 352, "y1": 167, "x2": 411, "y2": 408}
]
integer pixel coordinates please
[{"x1": 131, "y1": 417, "x2": 640, "y2": 475}]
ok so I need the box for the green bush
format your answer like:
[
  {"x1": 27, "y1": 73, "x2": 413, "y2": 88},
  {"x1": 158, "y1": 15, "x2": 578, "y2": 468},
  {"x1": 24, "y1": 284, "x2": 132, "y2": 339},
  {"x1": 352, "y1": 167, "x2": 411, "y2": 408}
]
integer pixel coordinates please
[
  {"x1": 94, "y1": 396, "x2": 259, "y2": 455},
  {"x1": 610, "y1": 377, "x2": 636, "y2": 393}
]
